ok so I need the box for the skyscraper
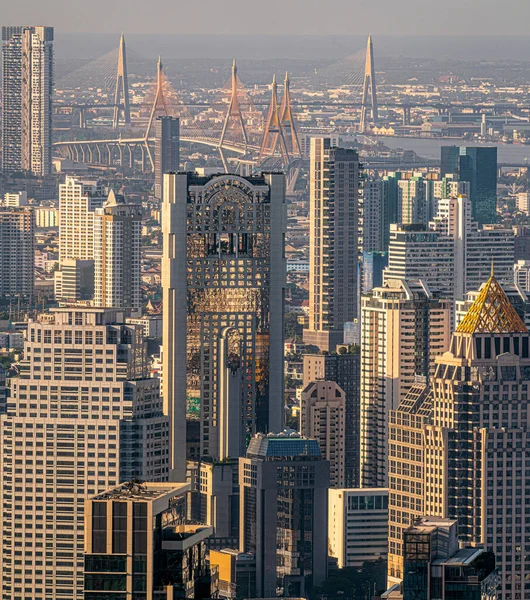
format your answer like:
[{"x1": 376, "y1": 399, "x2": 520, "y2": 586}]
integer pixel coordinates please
[
  {"x1": 304, "y1": 138, "x2": 360, "y2": 351},
  {"x1": 239, "y1": 433, "x2": 329, "y2": 598},
  {"x1": 388, "y1": 274, "x2": 530, "y2": 599},
  {"x1": 441, "y1": 146, "x2": 497, "y2": 225},
  {"x1": 303, "y1": 350, "x2": 361, "y2": 486},
  {"x1": 0, "y1": 206, "x2": 35, "y2": 302},
  {"x1": 93, "y1": 190, "x2": 142, "y2": 311},
  {"x1": 162, "y1": 172, "x2": 286, "y2": 481},
  {"x1": 83, "y1": 481, "x2": 217, "y2": 600},
  {"x1": 1, "y1": 26, "x2": 54, "y2": 176},
  {"x1": 301, "y1": 380, "x2": 346, "y2": 487},
  {"x1": 0, "y1": 307, "x2": 169, "y2": 600},
  {"x1": 154, "y1": 116, "x2": 180, "y2": 200},
  {"x1": 360, "y1": 279, "x2": 451, "y2": 488}
]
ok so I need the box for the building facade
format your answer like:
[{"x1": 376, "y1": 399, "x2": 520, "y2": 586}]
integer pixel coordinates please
[
  {"x1": 0, "y1": 206, "x2": 35, "y2": 302},
  {"x1": 239, "y1": 434, "x2": 330, "y2": 598},
  {"x1": 154, "y1": 116, "x2": 180, "y2": 200},
  {"x1": 93, "y1": 190, "x2": 142, "y2": 311},
  {"x1": 83, "y1": 481, "x2": 216, "y2": 600},
  {"x1": 360, "y1": 279, "x2": 451, "y2": 488},
  {"x1": 301, "y1": 380, "x2": 346, "y2": 487},
  {"x1": 328, "y1": 488, "x2": 388, "y2": 569},
  {"x1": 304, "y1": 138, "x2": 360, "y2": 351},
  {"x1": 441, "y1": 146, "x2": 497, "y2": 225},
  {"x1": 162, "y1": 172, "x2": 286, "y2": 481},
  {"x1": 303, "y1": 351, "x2": 361, "y2": 487},
  {"x1": 1, "y1": 26, "x2": 54, "y2": 176},
  {"x1": 0, "y1": 307, "x2": 169, "y2": 600}
]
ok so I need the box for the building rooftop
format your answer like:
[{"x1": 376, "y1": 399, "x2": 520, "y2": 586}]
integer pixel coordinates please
[
  {"x1": 246, "y1": 432, "x2": 322, "y2": 458},
  {"x1": 91, "y1": 480, "x2": 189, "y2": 502},
  {"x1": 457, "y1": 272, "x2": 527, "y2": 334}
]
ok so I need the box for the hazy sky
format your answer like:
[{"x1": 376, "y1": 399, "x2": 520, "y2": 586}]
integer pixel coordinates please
[{"x1": 3, "y1": 0, "x2": 530, "y2": 36}]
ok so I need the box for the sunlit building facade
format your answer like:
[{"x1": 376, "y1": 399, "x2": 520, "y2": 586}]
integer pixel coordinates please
[{"x1": 162, "y1": 172, "x2": 286, "y2": 480}]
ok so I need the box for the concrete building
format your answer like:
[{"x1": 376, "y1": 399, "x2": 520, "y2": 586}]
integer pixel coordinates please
[
  {"x1": 397, "y1": 175, "x2": 428, "y2": 225},
  {"x1": 154, "y1": 116, "x2": 179, "y2": 200},
  {"x1": 84, "y1": 481, "x2": 216, "y2": 600},
  {"x1": 162, "y1": 172, "x2": 286, "y2": 482},
  {"x1": 239, "y1": 433, "x2": 329, "y2": 598},
  {"x1": 4, "y1": 191, "x2": 27, "y2": 207},
  {"x1": 301, "y1": 380, "x2": 346, "y2": 487},
  {"x1": 516, "y1": 192, "x2": 530, "y2": 215},
  {"x1": 514, "y1": 259, "x2": 530, "y2": 293},
  {"x1": 0, "y1": 307, "x2": 169, "y2": 600},
  {"x1": 210, "y1": 548, "x2": 256, "y2": 599},
  {"x1": 54, "y1": 258, "x2": 94, "y2": 303},
  {"x1": 188, "y1": 458, "x2": 240, "y2": 549},
  {"x1": 34, "y1": 205, "x2": 58, "y2": 228},
  {"x1": 362, "y1": 179, "x2": 390, "y2": 253},
  {"x1": 0, "y1": 206, "x2": 35, "y2": 302},
  {"x1": 0, "y1": 365, "x2": 6, "y2": 414},
  {"x1": 383, "y1": 518, "x2": 498, "y2": 600},
  {"x1": 384, "y1": 196, "x2": 514, "y2": 304},
  {"x1": 360, "y1": 279, "x2": 451, "y2": 488},
  {"x1": 304, "y1": 138, "x2": 360, "y2": 351},
  {"x1": 303, "y1": 350, "x2": 361, "y2": 487},
  {"x1": 93, "y1": 190, "x2": 142, "y2": 311},
  {"x1": 328, "y1": 488, "x2": 388, "y2": 569},
  {"x1": 1, "y1": 26, "x2": 54, "y2": 176},
  {"x1": 388, "y1": 274, "x2": 530, "y2": 599}
]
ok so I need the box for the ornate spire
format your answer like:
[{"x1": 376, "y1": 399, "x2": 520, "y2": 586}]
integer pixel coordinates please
[{"x1": 457, "y1": 274, "x2": 527, "y2": 334}]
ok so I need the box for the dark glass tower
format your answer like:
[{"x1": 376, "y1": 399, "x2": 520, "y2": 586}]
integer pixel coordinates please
[
  {"x1": 154, "y1": 116, "x2": 179, "y2": 200},
  {"x1": 441, "y1": 146, "x2": 497, "y2": 225}
]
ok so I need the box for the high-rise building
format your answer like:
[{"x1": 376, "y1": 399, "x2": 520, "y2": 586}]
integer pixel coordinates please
[
  {"x1": 384, "y1": 196, "x2": 514, "y2": 304},
  {"x1": 53, "y1": 258, "x2": 94, "y2": 302},
  {"x1": 328, "y1": 488, "x2": 388, "y2": 569},
  {"x1": 1, "y1": 26, "x2": 54, "y2": 176},
  {"x1": 3, "y1": 191, "x2": 27, "y2": 207},
  {"x1": 239, "y1": 433, "x2": 330, "y2": 598},
  {"x1": 387, "y1": 380, "x2": 433, "y2": 585},
  {"x1": 441, "y1": 146, "x2": 497, "y2": 225},
  {"x1": 303, "y1": 350, "x2": 361, "y2": 487},
  {"x1": 514, "y1": 260, "x2": 530, "y2": 293},
  {"x1": 154, "y1": 116, "x2": 180, "y2": 200},
  {"x1": 0, "y1": 365, "x2": 6, "y2": 414},
  {"x1": 361, "y1": 251, "x2": 388, "y2": 294},
  {"x1": 388, "y1": 274, "x2": 530, "y2": 599},
  {"x1": 56, "y1": 177, "x2": 105, "y2": 302},
  {"x1": 362, "y1": 179, "x2": 391, "y2": 252},
  {"x1": 304, "y1": 138, "x2": 360, "y2": 351},
  {"x1": 0, "y1": 206, "x2": 35, "y2": 301},
  {"x1": 187, "y1": 458, "x2": 240, "y2": 549},
  {"x1": 301, "y1": 380, "x2": 346, "y2": 487},
  {"x1": 83, "y1": 481, "x2": 216, "y2": 600},
  {"x1": 162, "y1": 172, "x2": 286, "y2": 481},
  {"x1": 397, "y1": 175, "x2": 429, "y2": 225},
  {"x1": 360, "y1": 279, "x2": 451, "y2": 488},
  {"x1": 384, "y1": 518, "x2": 498, "y2": 600},
  {"x1": 58, "y1": 176, "x2": 105, "y2": 263},
  {"x1": 93, "y1": 190, "x2": 142, "y2": 311},
  {"x1": 0, "y1": 307, "x2": 169, "y2": 600}
]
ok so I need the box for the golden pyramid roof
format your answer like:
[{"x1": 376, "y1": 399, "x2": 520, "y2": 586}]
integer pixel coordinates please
[{"x1": 457, "y1": 273, "x2": 527, "y2": 335}]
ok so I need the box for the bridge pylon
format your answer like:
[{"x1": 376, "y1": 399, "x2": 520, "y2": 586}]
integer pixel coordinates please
[
  {"x1": 360, "y1": 34, "x2": 378, "y2": 133},
  {"x1": 259, "y1": 74, "x2": 289, "y2": 163},
  {"x1": 280, "y1": 72, "x2": 302, "y2": 158},
  {"x1": 219, "y1": 59, "x2": 249, "y2": 171},
  {"x1": 112, "y1": 33, "x2": 131, "y2": 129}
]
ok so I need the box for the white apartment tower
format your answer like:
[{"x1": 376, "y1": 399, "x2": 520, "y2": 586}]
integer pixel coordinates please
[
  {"x1": 304, "y1": 137, "x2": 360, "y2": 351},
  {"x1": 0, "y1": 207, "x2": 35, "y2": 301},
  {"x1": 301, "y1": 380, "x2": 346, "y2": 488},
  {"x1": 0, "y1": 307, "x2": 169, "y2": 600},
  {"x1": 162, "y1": 172, "x2": 286, "y2": 481},
  {"x1": 93, "y1": 190, "x2": 142, "y2": 311},
  {"x1": 1, "y1": 26, "x2": 54, "y2": 176},
  {"x1": 360, "y1": 279, "x2": 451, "y2": 487}
]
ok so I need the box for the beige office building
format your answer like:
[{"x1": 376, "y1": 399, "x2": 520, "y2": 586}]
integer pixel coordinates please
[
  {"x1": 0, "y1": 307, "x2": 169, "y2": 600},
  {"x1": 93, "y1": 190, "x2": 142, "y2": 311},
  {"x1": 360, "y1": 279, "x2": 451, "y2": 488},
  {"x1": 301, "y1": 380, "x2": 346, "y2": 488},
  {"x1": 304, "y1": 137, "x2": 360, "y2": 351}
]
